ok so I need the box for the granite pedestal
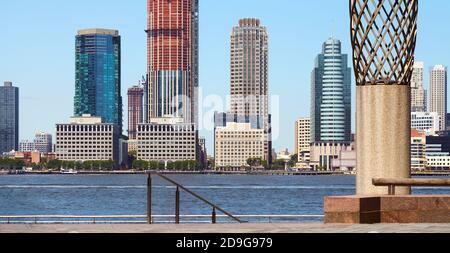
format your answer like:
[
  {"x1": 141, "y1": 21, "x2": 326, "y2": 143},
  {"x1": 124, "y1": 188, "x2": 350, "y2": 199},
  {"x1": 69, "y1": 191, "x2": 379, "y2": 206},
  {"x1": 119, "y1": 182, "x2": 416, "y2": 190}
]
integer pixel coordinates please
[{"x1": 325, "y1": 195, "x2": 450, "y2": 224}]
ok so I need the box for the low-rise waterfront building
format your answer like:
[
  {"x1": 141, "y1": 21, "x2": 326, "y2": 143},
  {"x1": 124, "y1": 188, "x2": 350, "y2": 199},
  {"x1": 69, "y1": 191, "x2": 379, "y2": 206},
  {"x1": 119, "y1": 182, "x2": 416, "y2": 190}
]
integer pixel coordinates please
[
  {"x1": 331, "y1": 144, "x2": 356, "y2": 172},
  {"x1": 19, "y1": 132, "x2": 53, "y2": 153},
  {"x1": 411, "y1": 112, "x2": 440, "y2": 136},
  {"x1": 19, "y1": 140, "x2": 35, "y2": 153},
  {"x1": 277, "y1": 148, "x2": 292, "y2": 162},
  {"x1": 425, "y1": 135, "x2": 450, "y2": 171},
  {"x1": 128, "y1": 139, "x2": 139, "y2": 153},
  {"x1": 55, "y1": 115, "x2": 120, "y2": 165},
  {"x1": 426, "y1": 156, "x2": 450, "y2": 171},
  {"x1": 215, "y1": 112, "x2": 272, "y2": 164},
  {"x1": 214, "y1": 122, "x2": 265, "y2": 170},
  {"x1": 411, "y1": 129, "x2": 427, "y2": 171},
  {"x1": 310, "y1": 142, "x2": 353, "y2": 171},
  {"x1": 136, "y1": 117, "x2": 197, "y2": 163},
  {"x1": 295, "y1": 118, "x2": 311, "y2": 163}
]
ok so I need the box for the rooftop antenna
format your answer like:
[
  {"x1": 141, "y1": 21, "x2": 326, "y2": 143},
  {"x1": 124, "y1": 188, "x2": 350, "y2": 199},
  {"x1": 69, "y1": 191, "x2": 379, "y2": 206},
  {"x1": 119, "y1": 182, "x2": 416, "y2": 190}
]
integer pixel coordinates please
[{"x1": 331, "y1": 18, "x2": 336, "y2": 39}]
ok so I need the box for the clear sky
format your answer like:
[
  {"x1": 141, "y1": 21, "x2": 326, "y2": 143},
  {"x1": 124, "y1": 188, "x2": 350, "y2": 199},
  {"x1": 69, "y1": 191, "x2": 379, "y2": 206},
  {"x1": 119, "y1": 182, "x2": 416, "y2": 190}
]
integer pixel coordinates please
[{"x1": 1, "y1": 0, "x2": 449, "y2": 154}]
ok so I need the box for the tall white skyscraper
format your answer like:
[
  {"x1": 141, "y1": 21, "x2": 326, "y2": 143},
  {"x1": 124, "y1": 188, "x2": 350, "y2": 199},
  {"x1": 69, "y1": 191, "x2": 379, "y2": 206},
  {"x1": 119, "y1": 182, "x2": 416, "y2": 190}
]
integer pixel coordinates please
[
  {"x1": 429, "y1": 65, "x2": 447, "y2": 131},
  {"x1": 229, "y1": 18, "x2": 272, "y2": 164},
  {"x1": 411, "y1": 61, "x2": 427, "y2": 112},
  {"x1": 230, "y1": 18, "x2": 269, "y2": 121}
]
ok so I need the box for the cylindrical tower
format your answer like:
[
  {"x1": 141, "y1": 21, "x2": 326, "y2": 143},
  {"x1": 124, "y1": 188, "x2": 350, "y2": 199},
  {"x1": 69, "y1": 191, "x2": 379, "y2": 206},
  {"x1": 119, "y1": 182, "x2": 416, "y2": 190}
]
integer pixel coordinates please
[{"x1": 350, "y1": 0, "x2": 418, "y2": 195}]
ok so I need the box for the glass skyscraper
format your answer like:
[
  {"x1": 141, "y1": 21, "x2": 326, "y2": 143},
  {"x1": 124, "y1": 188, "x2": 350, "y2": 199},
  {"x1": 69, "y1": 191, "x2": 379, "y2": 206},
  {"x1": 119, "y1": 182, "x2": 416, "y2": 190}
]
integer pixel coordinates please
[
  {"x1": 311, "y1": 38, "x2": 351, "y2": 143},
  {"x1": 74, "y1": 29, "x2": 123, "y2": 134},
  {"x1": 0, "y1": 81, "x2": 19, "y2": 153}
]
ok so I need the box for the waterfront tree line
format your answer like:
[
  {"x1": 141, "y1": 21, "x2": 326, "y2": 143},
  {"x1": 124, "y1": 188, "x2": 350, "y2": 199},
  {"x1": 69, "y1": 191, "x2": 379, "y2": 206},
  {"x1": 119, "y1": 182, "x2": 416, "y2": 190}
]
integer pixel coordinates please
[
  {"x1": 0, "y1": 159, "x2": 116, "y2": 171},
  {"x1": 43, "y1": 160, "x2": 116, "y2": 170},
  {"x1": 132, "y1": 160, "x2": 201, "y2": 171},
  {"x1": 0, "y1": 158, "x2": 26, "y2": 169}
]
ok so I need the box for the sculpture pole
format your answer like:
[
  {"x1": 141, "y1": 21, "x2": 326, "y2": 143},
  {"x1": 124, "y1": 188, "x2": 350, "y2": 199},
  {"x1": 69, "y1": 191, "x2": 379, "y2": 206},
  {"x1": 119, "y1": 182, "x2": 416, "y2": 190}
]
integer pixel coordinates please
[{"x1": 350, "y1": 0, "x2": 418, "y2": 195}]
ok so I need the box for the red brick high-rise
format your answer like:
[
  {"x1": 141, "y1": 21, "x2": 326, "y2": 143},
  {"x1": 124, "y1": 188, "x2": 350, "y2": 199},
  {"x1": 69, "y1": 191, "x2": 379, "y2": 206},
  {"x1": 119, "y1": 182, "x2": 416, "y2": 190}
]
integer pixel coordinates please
[
  {"x1": 147, "y1": 0, "x2": 199, "y2": 124},
  {"x1": 127, "y1": 86, "x2": 144, "y2": 139}
]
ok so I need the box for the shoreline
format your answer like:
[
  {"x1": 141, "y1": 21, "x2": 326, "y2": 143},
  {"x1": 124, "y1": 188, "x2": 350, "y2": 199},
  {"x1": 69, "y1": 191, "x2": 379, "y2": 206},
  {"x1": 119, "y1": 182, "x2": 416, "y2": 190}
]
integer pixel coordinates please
[
  {"x1": 1, "y1": 170, "x2": 450, "y2": 177},
  {"x1": 2, "y1": 170, "x2": 347, "y2": 176}
]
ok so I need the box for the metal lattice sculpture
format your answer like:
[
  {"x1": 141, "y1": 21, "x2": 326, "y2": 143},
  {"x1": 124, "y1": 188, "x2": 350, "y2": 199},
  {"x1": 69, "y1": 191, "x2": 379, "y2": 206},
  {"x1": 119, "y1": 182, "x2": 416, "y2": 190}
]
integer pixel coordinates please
[{"x1": 350, "y1": 0, "x2": 418, "y2": 86}]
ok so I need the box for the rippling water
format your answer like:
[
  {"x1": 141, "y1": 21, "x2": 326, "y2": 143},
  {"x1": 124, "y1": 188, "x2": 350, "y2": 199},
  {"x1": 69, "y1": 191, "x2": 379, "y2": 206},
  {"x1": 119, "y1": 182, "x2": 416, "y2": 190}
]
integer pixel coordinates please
[{"x1": 0, "y1": 175, "x2": 449, "y2": 222}]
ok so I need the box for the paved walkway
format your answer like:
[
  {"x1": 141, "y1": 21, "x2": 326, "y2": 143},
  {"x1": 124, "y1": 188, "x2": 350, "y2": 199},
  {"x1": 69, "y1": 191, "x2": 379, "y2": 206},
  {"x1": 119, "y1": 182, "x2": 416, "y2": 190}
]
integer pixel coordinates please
[{"x1": 1, "y1": 223, "x2": 450, "y2": 233}]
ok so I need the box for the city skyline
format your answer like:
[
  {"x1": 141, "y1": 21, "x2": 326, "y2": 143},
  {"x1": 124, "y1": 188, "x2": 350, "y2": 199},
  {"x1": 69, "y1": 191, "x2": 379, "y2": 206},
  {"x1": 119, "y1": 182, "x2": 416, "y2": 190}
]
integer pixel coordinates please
[{"x1": 2, "y1": 0, "x2": 450, "y2": 153}]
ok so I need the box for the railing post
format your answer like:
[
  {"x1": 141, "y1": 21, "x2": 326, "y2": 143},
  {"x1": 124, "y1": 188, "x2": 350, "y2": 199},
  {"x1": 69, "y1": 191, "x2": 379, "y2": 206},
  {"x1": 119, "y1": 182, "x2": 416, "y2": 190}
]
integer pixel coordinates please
[
  {"x1": 212, "y1": 207, "x2": 216, "y2": 224},
  {"x1": 175, "y1": 186, "x2": 180, "y2": 224},
  {"x1": 388, "y1": 185, "x2": 396, "y2": 195},
  {"x1": 147, "y1": 174, "x2": 152, "y2": 224}
]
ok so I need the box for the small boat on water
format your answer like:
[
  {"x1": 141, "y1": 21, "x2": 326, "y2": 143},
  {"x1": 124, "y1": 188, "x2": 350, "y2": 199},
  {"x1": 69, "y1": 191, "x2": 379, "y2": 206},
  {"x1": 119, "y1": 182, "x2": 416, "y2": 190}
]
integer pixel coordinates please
[{"x1": 60, "y1": 169, "x2": 78, "y2": 175}]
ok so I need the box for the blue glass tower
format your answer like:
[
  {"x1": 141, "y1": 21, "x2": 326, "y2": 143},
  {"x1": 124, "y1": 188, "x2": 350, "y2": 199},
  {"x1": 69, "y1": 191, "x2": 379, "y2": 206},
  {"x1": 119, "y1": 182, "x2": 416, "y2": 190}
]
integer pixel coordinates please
[
  {"x1": 0, "y1": 81, "x2": 19, "y2": 153},
  {"x1": 311, "y1": 38, "x2": 352, "y2": 143},
  {"x1": 74, "y1": 29, "x2": 122, "y2": 134}
]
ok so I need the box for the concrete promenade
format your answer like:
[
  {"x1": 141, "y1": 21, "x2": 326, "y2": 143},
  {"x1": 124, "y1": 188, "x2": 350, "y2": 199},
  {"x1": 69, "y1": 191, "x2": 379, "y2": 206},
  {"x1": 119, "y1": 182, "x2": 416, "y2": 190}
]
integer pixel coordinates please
[{"x1": 2, "y1": 223, "x2": 450, "y2": 233}]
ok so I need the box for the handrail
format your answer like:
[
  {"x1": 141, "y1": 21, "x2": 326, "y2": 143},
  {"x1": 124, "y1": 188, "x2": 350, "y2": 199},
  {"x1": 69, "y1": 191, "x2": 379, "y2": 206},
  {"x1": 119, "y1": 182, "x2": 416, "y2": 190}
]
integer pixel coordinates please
[
  {"x1": 0, "y1": 214, "x2": 324, "y2": 224},
  {"x1": 149, "y1": 173, "x2": 243, "y2": 224},
  {"x1": 373, "y1": 178, "x2": 450, "y2": 195}
]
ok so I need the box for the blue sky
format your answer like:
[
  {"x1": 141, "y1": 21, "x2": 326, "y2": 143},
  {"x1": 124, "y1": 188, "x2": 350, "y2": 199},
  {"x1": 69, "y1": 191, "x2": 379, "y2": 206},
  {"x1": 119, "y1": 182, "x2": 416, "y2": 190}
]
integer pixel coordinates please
[{"x1": 1, "y1": 0, "x2": 449, "y2": 153}]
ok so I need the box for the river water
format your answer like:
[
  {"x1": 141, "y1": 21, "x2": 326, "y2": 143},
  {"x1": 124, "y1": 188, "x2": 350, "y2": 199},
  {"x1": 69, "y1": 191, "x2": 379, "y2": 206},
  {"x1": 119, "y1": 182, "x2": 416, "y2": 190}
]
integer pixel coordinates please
[{"x1": 0, "y1": 175, "x2": 449, "y2": 222}]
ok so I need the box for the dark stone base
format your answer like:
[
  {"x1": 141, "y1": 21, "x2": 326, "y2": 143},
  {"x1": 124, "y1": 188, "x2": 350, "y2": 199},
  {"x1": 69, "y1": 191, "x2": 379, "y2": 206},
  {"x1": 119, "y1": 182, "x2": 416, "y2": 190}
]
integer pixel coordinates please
[{"x1": 324, "y1": 195, "x2": 450, "y2": 224}]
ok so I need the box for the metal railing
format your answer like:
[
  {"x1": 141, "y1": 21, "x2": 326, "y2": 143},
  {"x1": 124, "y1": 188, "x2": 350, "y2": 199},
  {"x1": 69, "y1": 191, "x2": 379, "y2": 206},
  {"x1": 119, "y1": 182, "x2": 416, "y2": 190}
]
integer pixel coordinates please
[
  {"x1": 147, "y1": 173, "x2": 243, "y2": 224},
  {"x1": 0, "y1": 214, "x2": 324, "y2": 224},
  {"x1": 373, "y1": 178, "x2": 450, "y2": 195}
]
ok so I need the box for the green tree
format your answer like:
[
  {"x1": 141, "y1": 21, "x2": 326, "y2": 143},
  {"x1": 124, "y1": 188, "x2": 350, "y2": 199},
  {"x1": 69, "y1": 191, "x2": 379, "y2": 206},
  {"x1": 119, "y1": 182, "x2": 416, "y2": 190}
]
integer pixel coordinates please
[{"x1": 289, "y1": 154, "x2": 298, "y2": 168}]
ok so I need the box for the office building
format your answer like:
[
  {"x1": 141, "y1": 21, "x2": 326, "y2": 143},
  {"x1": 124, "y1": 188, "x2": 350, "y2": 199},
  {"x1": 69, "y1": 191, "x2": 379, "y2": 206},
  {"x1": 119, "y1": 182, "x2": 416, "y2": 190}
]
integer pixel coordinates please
[
  {"x1": 214, "y1": 112, "x2": 271, "y2": 163},
  {"x1": 311, "y1": 38, "x2": 352, "y2": 143},
  {"x1": 411, "y1": 112, "x2": 440, "y2": 136},
  {"x1": 128, "y1": 139, "x2": 139, "y2": 153},
  {"x1": 0, "y1": 81, "x2": 19, "y2": 153},
  {"x1": 411, "y1": 129, "x2": 427, "y2": 171},
  {"x1": 215, "y1": 122, "x2": 265, "y2": 170},
  {"x1": 429, "y1": 65, "x2": 447, "y2": 131},
  {"x1": 425, "y1": 135, "x2": 450, "y2": 171},
  {"x1": 19, "y1": 132, "x2": 52, "y2": 153},
  {"x1": 295, "y1": 118, "x2": 311, "y2": 162},
  {"x1": 128, "y1": 85, "x2": 144, "y2": 139},
  {"x1": 55, "y1": 115, "x2": 120, "y2": 165},
  {"x1": 198, "y1": 137, "x2": 207, "y2": 169},
  {"x1": 19, "y1": 140, "x2": 35, "y2": 153},
  {"x1": 411, "y1": 61, "x2": 427, "y2": 112},
  {"x1": 137, "y1": 117, "x2": 197, "y2": 162},
  {"x1": 74, "y1": 29, "x2": 123, "y2": 134},
  {"x1": 147, "y1": 0, "x2": 199, "y2": 124}
]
